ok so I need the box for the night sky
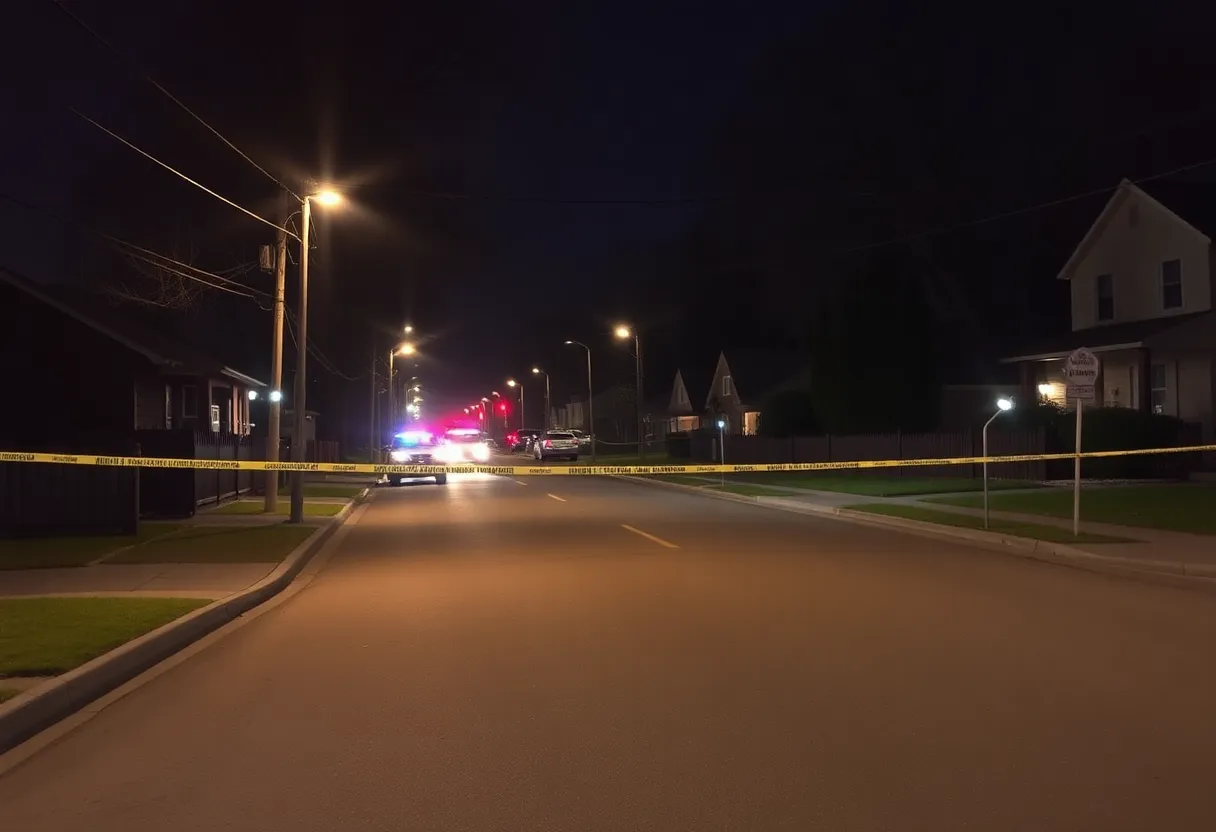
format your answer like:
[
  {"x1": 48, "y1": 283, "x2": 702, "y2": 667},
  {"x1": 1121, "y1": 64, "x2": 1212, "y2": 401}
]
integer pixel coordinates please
[{"x1": 5, "y1": 0, "x2": 1216, "y2": 441}]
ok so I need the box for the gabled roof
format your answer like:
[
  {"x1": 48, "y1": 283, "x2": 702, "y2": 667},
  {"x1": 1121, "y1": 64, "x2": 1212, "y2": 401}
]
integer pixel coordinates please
[
  {"x1": 0, "y1": 267, "x2": 266, "y2": 387},
  {"x1": 1000, "y1": 311, "x2": 1212, "y2": 363},
  {"x1": 720, "y1": 349, "x2": 809, "y2": 404},
  {"x1": 1057, "y1": 178, "x2": 1211, "y2": 281}
]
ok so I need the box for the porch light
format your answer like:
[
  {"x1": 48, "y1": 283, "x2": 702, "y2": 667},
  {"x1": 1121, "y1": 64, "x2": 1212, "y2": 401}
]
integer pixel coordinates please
[{"x1": 248, "y1": 390, "x2": 259, "y2": 400}]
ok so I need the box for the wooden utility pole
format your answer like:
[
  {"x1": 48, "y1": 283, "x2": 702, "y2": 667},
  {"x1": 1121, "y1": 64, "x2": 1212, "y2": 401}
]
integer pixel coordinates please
[{"x1": 264, "y1": 191, "x2": 288, "y2": 512}]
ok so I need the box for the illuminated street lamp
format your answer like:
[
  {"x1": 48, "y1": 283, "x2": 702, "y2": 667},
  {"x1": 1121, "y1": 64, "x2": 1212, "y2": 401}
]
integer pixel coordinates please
[
  {"x1": 506, "y1": 379, "x2": 524, "y2": 430},
  {"x1": 286, "y1": 186, "x2": 343, "y2": 522},
  {"x1": 614, "y1": 324, "x2": 644, "y2": 459},
  {"x1": 532, "y1": 367, "x2": 550, "y2": 429},
  {"x1": 564, "y1": 340, "x2": 595, "y2": 461},
  {"x1": 983, "y1": 397, "x2": 1016, "y2": 529}
]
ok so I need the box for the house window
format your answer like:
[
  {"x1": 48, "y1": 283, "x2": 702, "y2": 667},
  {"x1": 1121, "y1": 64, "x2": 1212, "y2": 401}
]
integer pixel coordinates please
[
  {"x1": 209, "y1": 404, "x2": 221, "y2": 432},
  {"x1": 722, "y1": 375, "x2": 733, "y2": 397},
  {"x1": 1150, "y1": 364, "x2": 1167, "y2": 415},
  {"x1": 1161, "y1": 259, "x2": 1183, "y2": 309},
  {"x1": 677, "y1": 385, "x2": 688, "y2": 406},
  {"x1": 1096, "y1": 274, "x2": 1114, "y2": 321},
  {"x1": 742, "y1": 411, "x2": 760, "y2": 435},
  {"x1": 181, "y1": 384, "x2": 198, "y2": 418}
]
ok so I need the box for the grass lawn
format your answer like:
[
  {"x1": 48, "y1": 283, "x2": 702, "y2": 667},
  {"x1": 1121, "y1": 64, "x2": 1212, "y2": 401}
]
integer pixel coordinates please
[
  {"x1": 0, "y1": 523, "x2": 185, "y2": 571},
  {"x1": 211, "y1": 500, "x2": 344, "y2": 517},
  {"x1": 107, "y1": 524, "x2": 316, "y2": 564},
  {"x1": 0, "y1": 687, "x2": 18, "y2": 703},
  {"x1": 563, "y1": 454, "x2": 673, "y2": 467},
  {"x1": 926, "y1": 485, "x2": 1216, "y2": 535},
  {"x1": 722, "y1": 474, "x2": 1039, "y2": 497},
  {"x1": 277, "y1": 483, "x2": 366, "y2": 498},
  {"x1": 0, "y1": 597, "x2": 210, "y2": 677},
  {"x1": 848, "y1": 504, "x2": 1133, "y2": 544}
]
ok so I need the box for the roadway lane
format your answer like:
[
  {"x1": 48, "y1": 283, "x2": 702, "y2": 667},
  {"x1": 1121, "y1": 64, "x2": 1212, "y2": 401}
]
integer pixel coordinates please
[{"x1": 4, "y1": 470, "x2": 1216, "y2": 829}]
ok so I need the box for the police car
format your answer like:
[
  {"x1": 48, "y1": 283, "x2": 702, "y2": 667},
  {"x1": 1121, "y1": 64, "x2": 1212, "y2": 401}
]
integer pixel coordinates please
[{"x1": 382, "y1": 430, "x2": 447, "y2": 486}]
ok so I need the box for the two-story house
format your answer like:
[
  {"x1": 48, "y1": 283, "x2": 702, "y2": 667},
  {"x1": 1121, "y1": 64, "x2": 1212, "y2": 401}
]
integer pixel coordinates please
[{"x1": 1002, "y1": 179, "x2": 1216, "y2": 432}]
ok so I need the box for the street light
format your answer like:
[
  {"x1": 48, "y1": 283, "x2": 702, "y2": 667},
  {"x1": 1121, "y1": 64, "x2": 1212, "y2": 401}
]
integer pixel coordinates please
[
  {"x1": 288, "y1": 186, "x2": 343, "y2": 523},
  {"x1": 385, "y1": 343, "x2": 415, "y2": 438},
  {"x1": 716, "y1": 418, "x2": 726, "y2": 487},
  {"x1": 532, "y1": 367, "x2": 550, "y2": 429},
  {"x1": 506, "y1": 379, "x2": 524, "y2": 430},
  {"x1": 565, "y1": 340, "x2": 595, "y2": 461},
  {"x1": 404, "y1": 324, "x2": 414, "y2": 335},
  {"x1": 982, "y1": 397, "x2": 1016, "y2": 529},
  {"x1": 614, "y1": 324, "x2": 644, "y2": 459}
]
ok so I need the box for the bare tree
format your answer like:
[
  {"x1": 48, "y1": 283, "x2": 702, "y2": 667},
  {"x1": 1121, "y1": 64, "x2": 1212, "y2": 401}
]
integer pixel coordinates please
[{"x1": 104, "y1": 232, "x2": 261, "y2": 310}]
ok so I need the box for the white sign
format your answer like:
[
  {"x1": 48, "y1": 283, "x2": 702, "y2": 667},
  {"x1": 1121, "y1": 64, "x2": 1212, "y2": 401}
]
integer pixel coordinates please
[
  {"x1": 1066, "y1": 384, "x2": 1096, "y2": 402},
  {"x1": 1064, "y1": 347, "x2": 1100, "y2": 386}
]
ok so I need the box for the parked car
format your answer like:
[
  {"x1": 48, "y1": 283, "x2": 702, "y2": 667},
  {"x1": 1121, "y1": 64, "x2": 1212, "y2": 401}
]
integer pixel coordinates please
[
  {"x1": 533, "y1": 430, "x2": 580, "y2": 462},
  {"x1": 507, "y1": 428, "x2": 543, "y2": 452},
  {"x1": 566, "y1": 429, "x2": 593, "y2": 451}
]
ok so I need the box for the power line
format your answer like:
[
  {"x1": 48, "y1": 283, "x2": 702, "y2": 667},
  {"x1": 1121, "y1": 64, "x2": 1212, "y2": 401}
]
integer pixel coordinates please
[
  {"x1": 49, "y1": 0, "x2": 302, "y2": 203},
  {"x1": 845, "y1": 154, "x2": 1216, "y2": 254},
  {"x1": 71, "y1": 108, "x2": 300, "y2": 241},
  {"x1": 401, "y1": 189, "x2": 727, "y2": 205},
  {"x1": 0, "y1": 189, "x2": 272, "y2": 302},
  {"x1": 284, "y1": 313, "x2": 360, "y2": 381}
]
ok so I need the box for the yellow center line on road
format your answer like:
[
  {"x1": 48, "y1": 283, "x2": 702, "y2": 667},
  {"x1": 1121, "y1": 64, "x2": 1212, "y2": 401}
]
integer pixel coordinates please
[
  {"x1": 621, "y1": 524, "x2": 679, "y2": 549},
  {"x1": 547, "y1": 493, "x2": 567, "y2": 502}
]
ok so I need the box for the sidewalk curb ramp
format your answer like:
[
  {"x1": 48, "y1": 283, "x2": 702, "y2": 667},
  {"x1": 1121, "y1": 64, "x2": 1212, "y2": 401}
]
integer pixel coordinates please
[
  {"x1": 0, "y1": 489, "x2": 368, "y2": 755},
  {"x1": 617, "y1": 476, "x2": 1216, "y2": 590}
]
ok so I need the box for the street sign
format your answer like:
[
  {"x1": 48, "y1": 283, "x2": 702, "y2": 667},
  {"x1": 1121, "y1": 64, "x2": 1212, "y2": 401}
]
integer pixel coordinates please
[{"x1": 1064, "y1": 347, "x2": 1100, "y2": 386}]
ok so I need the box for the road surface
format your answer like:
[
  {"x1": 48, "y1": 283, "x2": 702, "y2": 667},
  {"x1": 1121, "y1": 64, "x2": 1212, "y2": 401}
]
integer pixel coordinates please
[{"x1": 4, "y1": 470, "x2": 1216, "y2": 830}]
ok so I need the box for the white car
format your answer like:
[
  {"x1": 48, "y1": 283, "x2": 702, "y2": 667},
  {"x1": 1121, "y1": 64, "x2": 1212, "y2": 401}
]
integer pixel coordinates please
[
  {"x1": 533, "y1": 430, "x2": 580, "y2": 462},
  {"x1": 383, "y1": 431, "x2": 447, "y2": 486},
  {"x1": 434, "y1": 428, "x2": 492, "y2": 463}
]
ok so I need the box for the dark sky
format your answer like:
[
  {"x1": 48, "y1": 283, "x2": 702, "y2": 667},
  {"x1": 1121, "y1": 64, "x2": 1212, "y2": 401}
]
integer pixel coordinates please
[{"x1": 5, "y1": 0, "x2": 1216, "y2": 439}]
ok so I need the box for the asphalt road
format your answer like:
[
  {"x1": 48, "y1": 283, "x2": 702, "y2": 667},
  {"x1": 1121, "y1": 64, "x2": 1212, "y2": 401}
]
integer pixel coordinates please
[{"x1": 5, "y1": 469, "x2": 1216, "y2": 830}]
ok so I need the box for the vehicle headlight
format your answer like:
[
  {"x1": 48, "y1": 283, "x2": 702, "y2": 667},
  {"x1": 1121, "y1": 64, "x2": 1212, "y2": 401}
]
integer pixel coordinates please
[
  {"x1": 434, "y1": 445, "x2": 457, "y2": 463},
  {"x1": 471, "y1": 443, "x2": 490, "y2": 462},
  {"x1": 390, "y1": 449, "x2": 409, "y2": 462}
]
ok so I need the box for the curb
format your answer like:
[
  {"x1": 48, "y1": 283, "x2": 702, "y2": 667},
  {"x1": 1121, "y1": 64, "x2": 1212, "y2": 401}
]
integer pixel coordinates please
[
  {"x1": 0, "y1": 491, "x2": 367, "y2": 755},
  {"x1": 616, "y1": 476, "x2": 1216, "y2": 587}
]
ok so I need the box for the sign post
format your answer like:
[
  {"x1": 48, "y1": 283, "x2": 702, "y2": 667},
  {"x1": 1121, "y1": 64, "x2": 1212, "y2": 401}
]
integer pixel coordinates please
[{"x1": 1063, "y1": 347, "x2": 1100, "y2": 536}]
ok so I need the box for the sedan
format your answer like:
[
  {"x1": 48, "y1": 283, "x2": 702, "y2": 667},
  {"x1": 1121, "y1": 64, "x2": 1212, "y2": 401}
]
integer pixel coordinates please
[{"x1": 532, "y1": 430, "x2": 580, "y2": 462}]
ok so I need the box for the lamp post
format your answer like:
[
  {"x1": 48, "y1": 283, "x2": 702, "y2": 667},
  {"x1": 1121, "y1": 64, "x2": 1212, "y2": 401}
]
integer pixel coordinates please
[
  {"x1": 614, "y1": 324, "x2": 644, "y2": 460},
  {"x1": 982, "y1": 397, "x2": 1015, "y2": 529},
  {"x1": 289, "y1": 188, "x2": 342, "y2": 524},
  {"x1": 564, "y1": 340, "x2": 595, "y2": 461},
  {"x1": 716, "y1": 418, "x2": 726, "y2": 488},
  {"x1": 386, "y1": 342, "x2": 416, "y2": 435},
  {"x1": 506, "y1": 379, "x2": 524, "y2": 431},
  {"x1": 532, "y1": 367, "x2": 550, "y2": 429}
]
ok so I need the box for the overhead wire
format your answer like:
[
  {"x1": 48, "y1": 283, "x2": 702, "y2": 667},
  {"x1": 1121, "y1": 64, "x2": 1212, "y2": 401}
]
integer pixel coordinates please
[
  {"x1": 71, "y1": 108, "x2": 300, "y2": 241},
  {"x1": 48, "y1": 0, "x2": 302, "y2": 203},
  {"x1": 0, "y1": 189, "x2": 272, "y2": 300}
]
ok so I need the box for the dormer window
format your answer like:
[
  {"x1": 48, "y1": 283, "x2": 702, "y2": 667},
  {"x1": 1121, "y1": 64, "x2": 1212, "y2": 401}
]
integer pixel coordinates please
[
  {"x1": 1096, "y1": 274, "x2": 1114, "y2": 321},
  {"x1": 1161, "y1": 259, "x2": 1183, "y2": 310}
]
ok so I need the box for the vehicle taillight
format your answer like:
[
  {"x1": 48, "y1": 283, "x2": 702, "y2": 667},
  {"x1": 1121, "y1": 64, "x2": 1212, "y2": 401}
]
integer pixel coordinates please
[{"x1": 544, "y1": 440, "x2": 552, "y2": 448}]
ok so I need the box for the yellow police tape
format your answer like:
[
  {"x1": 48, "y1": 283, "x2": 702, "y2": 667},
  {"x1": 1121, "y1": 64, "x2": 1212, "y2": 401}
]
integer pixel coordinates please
[{"x1": 2, "y1": 444, "x2": 1215, "y2": 476}]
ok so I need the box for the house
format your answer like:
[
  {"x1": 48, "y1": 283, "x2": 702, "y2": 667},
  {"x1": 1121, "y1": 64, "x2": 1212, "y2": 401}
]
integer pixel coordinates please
[
  {"x1": 0, "y1": 267, "x2": 266, "y2": 449},
  {"x1": 666, "y1": 369, "x2": 704, "y2": 433},
  {"x1": 281, "y1": 409, "x2": 319, "y2": 445},
  {"x1": 703, "y1": 350, "x2": 809, "y2": 435},
  {"x1": 1000, "y1": 179, "x2": 1216, "y2": 432}
]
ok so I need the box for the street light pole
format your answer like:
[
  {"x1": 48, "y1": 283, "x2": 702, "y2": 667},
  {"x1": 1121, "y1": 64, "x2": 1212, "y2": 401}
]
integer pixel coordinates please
[
  {"x1": 369, "y1": 341, "x2": 377, "y2": 462},
  {"x1": 532, "y1": 368, "x2": 550, "y2": 429},
  {"x1": 507, "y1": 379, "x2": 524, "y2": 430},
  {"x1": 982, "y1": 397, "x2": 1015, "y2": 529},
  {"x1": 288, "y1": 188, "x2": 342, "y2": 524},
  {"x1": 565, "y1": 340, "x2": 595, "y2": 461},
  {"x1": 614, "y1": 325, "x2": 644, "y2": 460},
  {"x1": 288, "y1": 196, "x2": 312, "y2": 523}
]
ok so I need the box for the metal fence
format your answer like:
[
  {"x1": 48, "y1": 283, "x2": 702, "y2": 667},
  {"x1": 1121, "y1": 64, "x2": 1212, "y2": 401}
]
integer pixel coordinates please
[
  {"x1": 135, "y1": 430, "x2": 257, "y2": 516},
  {"x1": 0, "y1": 436, "x2": 139, "y2": 537}
]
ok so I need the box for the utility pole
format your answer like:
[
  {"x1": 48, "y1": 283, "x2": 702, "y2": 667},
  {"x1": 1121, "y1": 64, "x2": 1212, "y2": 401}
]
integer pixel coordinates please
[
  {"x1": 369, "y1": 341, "x2": 377, "y2": 463},
  {"x1": 263, "y1": 191, "x2": 288, "y2": 512}
]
